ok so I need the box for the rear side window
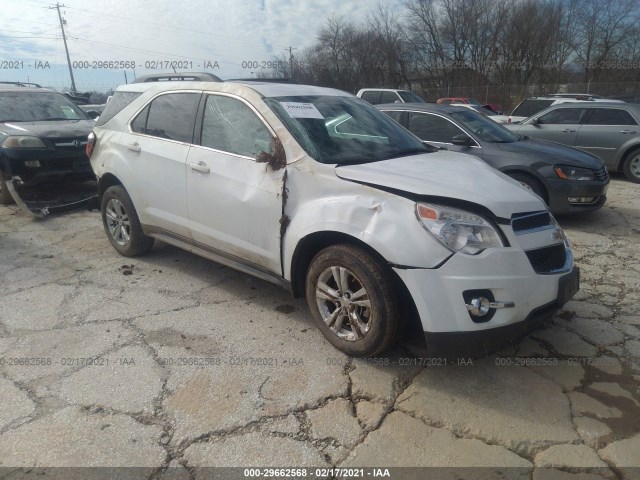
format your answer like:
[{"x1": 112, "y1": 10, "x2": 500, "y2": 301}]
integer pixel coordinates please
[
  {"x1": 130, "y1": 92, "x2": 200, "y2": 143},
  {"x1": 587, "y1": 108, "x2": 637, "y2": 126},
  {"x1": 95, "y1": 92, "x2": 141, "y2": 126},
  {"x1": 360, "y1": 91, "x2": 380, "y2": 104},
  {"x1": 538, "y1": 108, "x2": 586, "y2": 125},
  {"x1": 511, "y1": 99, "x2": 554, "y2": 118},
  {"x1": 380, "y1": 91, "x2": 400, "y2": 104}
]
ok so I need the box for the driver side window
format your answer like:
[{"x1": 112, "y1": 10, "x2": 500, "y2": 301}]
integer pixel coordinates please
[{"x1": 200, "y1": 94, "x2": 273, "y2": 158}]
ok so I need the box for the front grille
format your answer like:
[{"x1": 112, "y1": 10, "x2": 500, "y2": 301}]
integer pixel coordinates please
[
  {"x1": 511, "y1": 211, "x2": 552, "y2": 233},
  {"x1": 50, "y1": 136, "x2": 88, "y2": 151},
  {"x1": 594, "y1": 166, "x2": 608, "y2": 182},
  {"x1": 525, "y1": 244, "x2": 567, "y2": 273}
]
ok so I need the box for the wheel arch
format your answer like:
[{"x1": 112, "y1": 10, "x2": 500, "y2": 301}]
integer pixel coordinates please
[
  {"x1": 97, "y1": 173, "x2": 123, "y2": 201},
  {"x1": 618, "y1": 142, "x2": 640, "y2": 172},
  {"x1": 289, "y1": 231, "x2": 423, "y2": 342}
]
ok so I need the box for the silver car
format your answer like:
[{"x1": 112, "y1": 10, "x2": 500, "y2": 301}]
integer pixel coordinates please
[{"x1": 507, "y1": 102, "x2": 640, "y2": 183}]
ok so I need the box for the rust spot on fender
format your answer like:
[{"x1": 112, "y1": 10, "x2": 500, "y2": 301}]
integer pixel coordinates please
[{"x1": 256, "y1": 136, "x2": 286, "y2": 171}]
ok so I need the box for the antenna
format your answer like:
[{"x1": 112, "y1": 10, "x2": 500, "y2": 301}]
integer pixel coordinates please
[{"x1": 50, "y1": 3, "x2": 77, "y2": 92}]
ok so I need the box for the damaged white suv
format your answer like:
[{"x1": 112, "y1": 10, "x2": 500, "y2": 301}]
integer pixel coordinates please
[{"x1": 88, "y1": 81, "x2": 579, "y2": 357}]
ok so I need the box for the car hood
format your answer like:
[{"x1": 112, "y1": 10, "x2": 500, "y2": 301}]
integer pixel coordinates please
[
  {"x1": 494, "y1": 138, "x2": 604, "y2": 169},
  {"x1": 0, "y1": 120, "x2": 94, "y2": 138},
  {"x1": 334, "y1": 152, "x2": 545, "y2": 219}
]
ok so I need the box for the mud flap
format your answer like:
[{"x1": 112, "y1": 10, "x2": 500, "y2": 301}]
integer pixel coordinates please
[{"x1": 6, "y1": 177, "x2": 98, "y2": 217}]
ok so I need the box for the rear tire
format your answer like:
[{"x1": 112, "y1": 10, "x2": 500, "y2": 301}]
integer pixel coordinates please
[
  {"x1": 0, "y1": 171, "x2": 15, "y2": 205},
  {"x1": 101, "y1": 185, "x2": 154, "y2": 257},
  {"x1": 305, "y1": 244, "x2": 399, "y2": 357},
  {"x1": 622, "y1": 149, "x2": 640, "y2": 183},
  {"x1": 507, "y1": 172, "x2": 548, "y2": 204}
]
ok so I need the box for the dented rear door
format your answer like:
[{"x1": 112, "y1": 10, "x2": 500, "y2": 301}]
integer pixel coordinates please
[{"x1": 186, "y1": 93, "x2": 284, "y2": 274}]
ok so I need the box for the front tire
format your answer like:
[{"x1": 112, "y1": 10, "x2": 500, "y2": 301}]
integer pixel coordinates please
[
  {"x1": 622, "y1": 149, "x2": 640, "y2": 183},
  {"x1": 101, "y1": 185, "x2": 154, "y2": 256},
  {"x1": 305, "y1": 244, "x2": 399, "y2": 357}
]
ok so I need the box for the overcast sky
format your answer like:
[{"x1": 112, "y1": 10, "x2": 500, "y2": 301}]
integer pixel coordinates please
[{"x1": 0, "y1": 0, "x2": 400, "y2": 91}]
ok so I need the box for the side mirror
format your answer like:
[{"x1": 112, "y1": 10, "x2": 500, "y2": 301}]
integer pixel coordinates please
[
  {"x1": 530, "y1": 117, "x2": 540, "y2": 125},
  {"x1": 451, "y1": 134, "x2": 473, "y2": 146},
  {"x1": 86, "y1": 110, "x2": 100, "y2": 120}
]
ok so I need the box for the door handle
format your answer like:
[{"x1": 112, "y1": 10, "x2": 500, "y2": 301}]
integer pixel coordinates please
[
  {"x1": 620, "y1": 130, "x2": 637, "y2": 134},
  {"x1": 127, "y1": 142, "x2": 141, "y2": 152},
  {"x1": 189, "y1": 161, "x2": 210, "y2": 174},
  {"x1": 561, "y1": 129, "x2": 576, "y2": 133}
]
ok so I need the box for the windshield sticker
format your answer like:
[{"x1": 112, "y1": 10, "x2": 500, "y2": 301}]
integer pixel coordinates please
[{"x1": 279, "y1": 102, "x2": 324, "y2": 119}]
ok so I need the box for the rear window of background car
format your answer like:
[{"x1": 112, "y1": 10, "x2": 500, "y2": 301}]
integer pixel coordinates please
[
  {"x1": 360, "y1": 91, "x2": 380, "y2": 104},
  {"x1": 130, "y1": 92, "x2": 199, "y2": 143},
  {"x1": 587, "y1": 108, "x2": 637, "y2": 126},
  {"x1": 380, "y1": 91, "x2": 401, "y2": 103}
]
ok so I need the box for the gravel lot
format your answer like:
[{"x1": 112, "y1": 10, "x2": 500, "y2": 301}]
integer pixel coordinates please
[{"x1": 0, "y1": 177, "x2": 638, "y2": 479}]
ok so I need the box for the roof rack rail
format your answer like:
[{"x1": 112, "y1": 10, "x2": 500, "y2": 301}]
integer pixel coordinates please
[
  {"x1": 132, "y1": 72, "x2": 222, "y2": 83},
  {"x1": 0, "y1": 81, "x2": 43, "y2": 88}
]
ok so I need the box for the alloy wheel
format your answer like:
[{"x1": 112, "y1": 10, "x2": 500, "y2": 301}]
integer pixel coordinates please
[
  {"x1": 315, "y1": 266, "x2": 372, "y2": 341},
  {"x1": 105, "y1": 198, "x2": 131, "y2": 246}
]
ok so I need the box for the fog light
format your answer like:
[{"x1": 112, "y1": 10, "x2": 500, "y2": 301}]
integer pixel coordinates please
[
  {"x1": 463, "y1": 290, "x2": 515, "y2": 323},
  {"x1": 568, "y1": 196, "x2": 596, "y2": 204},
  {"x1": 467, "y1": 297, "x2": 491, "y2": 316},
  {"x1": 24, "y1": 160, "x2": 41, "y2": 168}
]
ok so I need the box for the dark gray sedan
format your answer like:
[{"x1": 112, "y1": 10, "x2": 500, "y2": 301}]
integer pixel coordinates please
[
  {"x1": 505, "y1": 102, "x2": 640, "y2": 183},
  {"x1": 376, "y1": 103, "x2": 609, "y2": 214}
]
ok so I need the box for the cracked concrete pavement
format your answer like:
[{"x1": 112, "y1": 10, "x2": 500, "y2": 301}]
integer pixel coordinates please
[{"x1": 0, "y1": 177, "x2": 638, "y2": 478}]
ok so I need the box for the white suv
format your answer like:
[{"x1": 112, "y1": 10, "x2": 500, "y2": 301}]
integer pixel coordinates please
[{"x1": 87, "y1": 81, "x2": 579, "y2": 357}]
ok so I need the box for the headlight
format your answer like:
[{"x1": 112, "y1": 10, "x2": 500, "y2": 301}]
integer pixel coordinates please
[
  {"x1": 554, "y1": 165, "x2": 595, "y2": 181},
  {"x1": 415, "y1": 203, "x2": 504, "y2": 255},
  {"x1": 2, "y1": 136, "x2": 46, "y2": 149}
]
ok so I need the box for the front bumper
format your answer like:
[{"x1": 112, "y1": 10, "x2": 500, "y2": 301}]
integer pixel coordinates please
[
  {"x1": 545, "y1": 177, "x2": 608, "y2": 214},
  {"x1": 394, "y1": 248, "x2": 579, "y2": 357}
]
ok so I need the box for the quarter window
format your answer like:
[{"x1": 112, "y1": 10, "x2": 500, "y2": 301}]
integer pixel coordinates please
[
  {"x1": 201, "y1": 94, "x2": 273, "y2": 158},
  {"x1": 130, "y1": 92, "x2": 199, "y2": 143},
  {"x1": 408, "y1": 112, "x2": 464, "y2": 143},
  {"x1": 587, "y1": 108, "x2": 637, "y2": 126}
]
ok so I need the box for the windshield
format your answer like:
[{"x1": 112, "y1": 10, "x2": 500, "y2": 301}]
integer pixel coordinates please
[
  {"x1": 0, "y1": 91, "x2": 89, "y2": 122},
  {"x1": 265, "y1": 95, "x2": 427, "y2": 164},
  {"x1": 450, "y1": 110, "x2": 520, "y2": 143},
  {"x1": 398, "y1": 91, "x2": 425, "y2": 103}
]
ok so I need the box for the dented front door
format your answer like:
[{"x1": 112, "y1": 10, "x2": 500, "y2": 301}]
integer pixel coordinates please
[{"x1": 186, "y1": 93, "x2": 285, "y2": 274}]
